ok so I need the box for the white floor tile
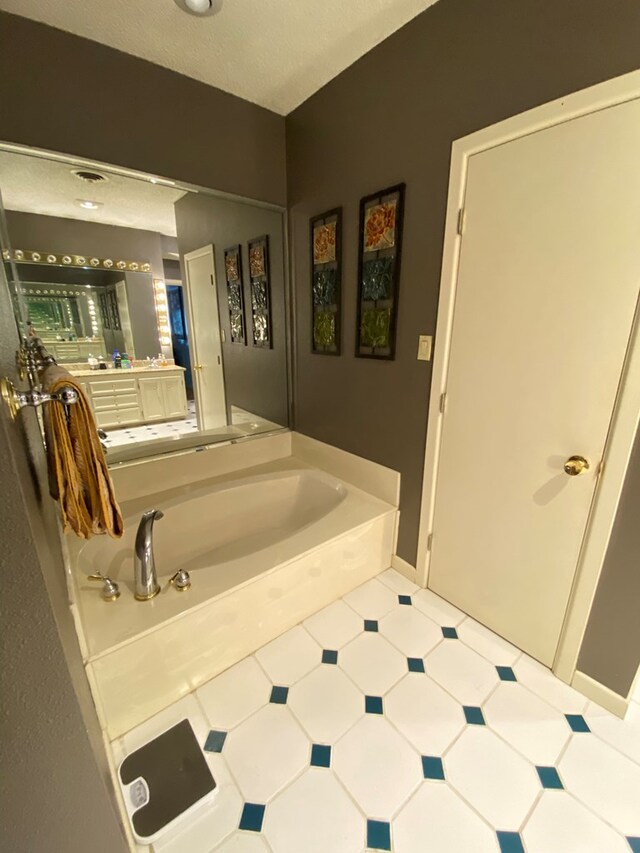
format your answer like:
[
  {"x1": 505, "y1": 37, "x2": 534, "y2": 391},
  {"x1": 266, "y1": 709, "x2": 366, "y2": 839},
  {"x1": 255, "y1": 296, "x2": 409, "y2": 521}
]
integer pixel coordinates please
[
  {"x1": 445, "y1": 727, "x2": 540, "y2": 828},
  {"x1": 559, "y1": 735, "x2": 640, "y2": 836},
  {"x1": 263, "y1": 768, "x2": 364, "y2": 853},
  {"x1": 212, "y1": 833, "x2": 271, "y2": 853},
  {"x1": 254, "y1": 626, "x2": 321, "y2": 685},
  {"x1": 457, "y1": 617, "x2": 521, "y2": 666},
  {"x1": 343, "y1": 577, "x2": 398, "y2": 620},
  {"x1": 196, "y1": 657, "x2": 272, "y2": 730},
  {"x1": 339, "y1": 633, "x2": 406, "y2": 696},
  {"x1": 378, "y1": 606, "x2": 442, "y2": 657},
  {"x1": 333, "y1": 716, "x2": 422, "y2": 820},
  {"x1": 376, "y1": 568, "x2": 419, "y2": 595},
  {"x1": 224, "y1": 704, "x2": 310, "y2": 802},
  {"x1": 288, "y1": 665, "x2": 363, "y2": 743},
  {"x1": 513, "y1": 655, "x2": 588, "y2": 714},
  {"x1": 303, "y1": 599, "x2": 364, "y2": 649},
  {"x1": 412, "y1": 588, "x2": 466, "y2": 626},
  {"x1": 426, "y1": 640, "x2": 500, "y2": 705},
  {"x1": 522, "y1": 791, "x2": 631, "y2": 853},
  {"x1": 584, "y1": 700, "x2": 640, "y2": 765},
  {"x1": 153, "y1": 754, "x2": 243, "y2": 853},
  {"x1": 484, "y1": 683, "x2": 571, "y2": 765},
  {"x1": 393, "y1": 784, "x2": 499, "y2": 853},
  {"x1": 385, "y1": 674, "x2": 466, "y2": 754}
]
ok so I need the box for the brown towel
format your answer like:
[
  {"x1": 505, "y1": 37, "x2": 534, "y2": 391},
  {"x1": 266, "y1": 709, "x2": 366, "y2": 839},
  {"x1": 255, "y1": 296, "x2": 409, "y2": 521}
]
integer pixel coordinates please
[{"x1": 42, "y1": 365, "x2": 124, "y2": 539}]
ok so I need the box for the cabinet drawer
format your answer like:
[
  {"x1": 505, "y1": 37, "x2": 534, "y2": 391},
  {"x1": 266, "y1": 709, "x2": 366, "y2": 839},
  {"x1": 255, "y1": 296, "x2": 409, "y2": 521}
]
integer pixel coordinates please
[
  {"x1": 92, "y1": 397, "x2": 118, "y2": 411},
  {"x1": 115, "y1": 393, "x2": 139, "y2": 408}
]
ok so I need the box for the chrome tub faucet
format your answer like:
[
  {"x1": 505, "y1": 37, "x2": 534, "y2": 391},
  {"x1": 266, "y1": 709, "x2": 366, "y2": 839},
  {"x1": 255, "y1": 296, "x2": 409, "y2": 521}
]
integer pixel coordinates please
[{"x1": 134, "y1": 509, "x2": 163, "y2": 600}]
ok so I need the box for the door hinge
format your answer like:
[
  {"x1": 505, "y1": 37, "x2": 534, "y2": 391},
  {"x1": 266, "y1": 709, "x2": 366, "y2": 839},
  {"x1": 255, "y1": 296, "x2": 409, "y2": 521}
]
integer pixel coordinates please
[
  {"x1": 427, "y1": 533, "x2": 433, "y2": 551},
  {"x1": 439, "y1": 392, "x2": 447, "y2": 414},
  {"x1": 457, "y1": 208, "x2": 466, "y2": 236},
  {"x1": 210, "y1": 274, "x2": 215, "y2": 287}
]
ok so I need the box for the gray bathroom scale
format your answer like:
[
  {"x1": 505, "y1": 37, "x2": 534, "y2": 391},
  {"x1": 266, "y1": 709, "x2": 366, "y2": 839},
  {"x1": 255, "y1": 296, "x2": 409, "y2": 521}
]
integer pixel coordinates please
[{"x1": 118, "y1": 719, "x2": 217, "y2": 844}]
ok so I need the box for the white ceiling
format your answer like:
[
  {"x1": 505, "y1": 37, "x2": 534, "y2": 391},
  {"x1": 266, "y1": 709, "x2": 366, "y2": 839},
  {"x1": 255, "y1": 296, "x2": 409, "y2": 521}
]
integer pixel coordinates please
[
  {"x1": 0, "y1": 150, "x2": 185, "y2": 236},
  {"x1": 0, "y1": 0, "x2": 438, "y2": 115}
]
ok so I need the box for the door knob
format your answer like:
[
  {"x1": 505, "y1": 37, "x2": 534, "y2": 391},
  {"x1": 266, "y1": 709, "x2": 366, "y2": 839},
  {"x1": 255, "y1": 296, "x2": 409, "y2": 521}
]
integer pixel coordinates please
[
  {"x1": 193, "y1": 364, "x2": 204, "y2": 370},
  {"x1": 564, "y1": 455, "x2": 590, "y2": 476}
]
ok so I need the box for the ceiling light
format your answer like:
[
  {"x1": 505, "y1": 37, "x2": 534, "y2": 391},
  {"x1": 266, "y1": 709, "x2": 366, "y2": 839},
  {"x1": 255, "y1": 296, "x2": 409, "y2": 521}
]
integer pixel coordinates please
[
  {"x1": 76, "y1": 199, "x2": 103, "y2": 210},
  {"x1": 174, "y1": 0, "x2": 222, "y2": 17}
]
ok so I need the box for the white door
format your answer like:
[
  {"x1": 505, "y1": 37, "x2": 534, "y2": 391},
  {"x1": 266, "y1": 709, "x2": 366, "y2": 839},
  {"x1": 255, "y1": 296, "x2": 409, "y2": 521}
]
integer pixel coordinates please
[
  {"x1": 183, "y1": 245, "x2": 227, "y2": 430},
  {"x1": 429, "y1": 97, "x2": 640, "y2": 666}
]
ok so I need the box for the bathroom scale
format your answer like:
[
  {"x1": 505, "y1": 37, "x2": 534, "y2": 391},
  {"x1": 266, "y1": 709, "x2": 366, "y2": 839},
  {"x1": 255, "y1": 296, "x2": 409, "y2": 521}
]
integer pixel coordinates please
[{"x1": 118, "y1": 719, "x2": 216, "y2": 844}]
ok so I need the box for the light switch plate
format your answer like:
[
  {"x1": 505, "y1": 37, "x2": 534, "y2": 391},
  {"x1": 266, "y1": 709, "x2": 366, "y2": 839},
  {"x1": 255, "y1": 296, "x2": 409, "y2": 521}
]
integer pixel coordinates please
[{"x1": 417, "y1": 335, "x2": 432, "y2": 361}]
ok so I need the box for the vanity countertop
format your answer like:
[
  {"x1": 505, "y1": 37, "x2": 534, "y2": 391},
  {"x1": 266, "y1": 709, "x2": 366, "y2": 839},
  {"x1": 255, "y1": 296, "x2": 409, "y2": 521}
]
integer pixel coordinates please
[{"x1": 70, "y1": 365, "x2": 186, "y2": 378}]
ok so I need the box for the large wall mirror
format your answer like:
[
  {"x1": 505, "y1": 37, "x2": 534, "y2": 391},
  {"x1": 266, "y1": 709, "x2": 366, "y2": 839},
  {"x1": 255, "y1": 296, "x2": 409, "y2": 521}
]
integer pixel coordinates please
[{"x1": 0, "y1": 146, "x2": 290, "y2": 465}]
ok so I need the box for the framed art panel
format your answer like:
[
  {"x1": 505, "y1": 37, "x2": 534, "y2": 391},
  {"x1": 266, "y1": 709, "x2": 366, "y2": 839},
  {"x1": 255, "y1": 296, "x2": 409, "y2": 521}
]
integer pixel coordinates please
[
  {"x1": 224, "y1": 244, "x2": 246, "y2": 344},
  {"x1": 310, "y1": 207, "x2": 342, "y2": 355},
  {"x1": 247, "y1": 234, "x2": 272, "y2": 348},
  {"x1": 356, "y1": 183, "x2": 405, "y2": 359}
]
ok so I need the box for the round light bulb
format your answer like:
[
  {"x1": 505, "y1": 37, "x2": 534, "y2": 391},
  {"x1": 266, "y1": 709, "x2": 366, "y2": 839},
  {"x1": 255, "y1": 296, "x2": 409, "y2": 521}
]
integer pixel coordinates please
[{"x1": 184, "y1": 0, "x2": 212, "y2": 13}]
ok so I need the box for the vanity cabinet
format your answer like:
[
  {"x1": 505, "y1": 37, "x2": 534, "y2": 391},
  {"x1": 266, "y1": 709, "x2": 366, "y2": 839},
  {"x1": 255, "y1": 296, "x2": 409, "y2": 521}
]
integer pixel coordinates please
[{"x1": 78, "y1": 368, "x2": 187, "y2": 429}]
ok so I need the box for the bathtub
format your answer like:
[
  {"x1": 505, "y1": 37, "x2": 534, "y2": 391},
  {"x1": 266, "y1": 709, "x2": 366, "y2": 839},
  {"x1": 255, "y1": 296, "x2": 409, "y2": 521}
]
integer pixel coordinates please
[{"x1": 70, "y1": 456, "x2": 397, "y2": 737}]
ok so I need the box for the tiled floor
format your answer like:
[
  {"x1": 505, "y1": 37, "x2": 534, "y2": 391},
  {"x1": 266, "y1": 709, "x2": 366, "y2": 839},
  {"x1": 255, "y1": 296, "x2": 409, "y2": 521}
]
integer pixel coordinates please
[
  {"x1": 113, "y1": 569, "x2": 640, "y2": 853},
  {"x1": 104, "y1": 403, "x2": 275, "y2": 449}
]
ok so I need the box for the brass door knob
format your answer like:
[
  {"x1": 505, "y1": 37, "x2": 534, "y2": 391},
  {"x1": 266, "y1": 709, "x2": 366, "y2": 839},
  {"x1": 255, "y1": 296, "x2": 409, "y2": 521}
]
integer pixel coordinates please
[
  {"x1": 193, "y1": 364, "x2": 204, "y2": 370},
  {"x1": 564, "y1": 455, "x2": 590, "y2": 476}
]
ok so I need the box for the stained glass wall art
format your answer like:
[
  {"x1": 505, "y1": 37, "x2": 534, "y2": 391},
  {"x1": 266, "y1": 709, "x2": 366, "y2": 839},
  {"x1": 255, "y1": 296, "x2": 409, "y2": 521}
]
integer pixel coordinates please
[
  {"x1": 224, "y1": 244, "x2": 246, "y2": 345},
  {"x1": 247, "y1": 235, "x2": 272, "y2": 348},
  {"x1": 356, "y1": 184, "x2": 405, "y2": 359},
  {"x1": 310, "y1": 208, "x2": 342, "y2": 355}
]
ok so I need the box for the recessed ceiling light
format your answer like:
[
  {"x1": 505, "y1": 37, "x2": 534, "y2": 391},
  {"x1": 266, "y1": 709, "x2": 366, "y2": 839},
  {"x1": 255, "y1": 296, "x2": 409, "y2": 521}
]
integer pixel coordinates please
[
  {"x1": 76, "y1": 199, "x2": 103, "y2": 210},
  {"x1": 174, "y1": 0, "x2": 222, "y2": 17}
]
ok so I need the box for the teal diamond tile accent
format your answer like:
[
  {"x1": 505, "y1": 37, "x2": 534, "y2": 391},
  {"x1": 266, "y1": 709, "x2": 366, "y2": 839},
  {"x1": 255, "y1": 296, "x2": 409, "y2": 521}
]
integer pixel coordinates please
[
  {"x1": 536, "y1": 766, "x2": 563, "y2": 789},
  {"x1": 497, "y1": 831, "x2": 525, "y2": 853},
  {"x1": 398, "y1": 594, "x2": 412, "y2": 605},
  {"x1": 367, "y1": 819, "x2": 391, "y2": 851},
  {"x1": 239, "y1": 803, "x2": 265, "y2": 832},
  {"x1": 203, "y1": 730, "x2": 227, "y2": 753},
  {"x1": 463, "y1": 706, "x2": 486, "y2": 725},
  {"x1": 270, "y1": 685, "x2": 289, "y2": 704},
  {"x1": 364, "y1": 619, "x2": 379, "y2": 632},
  {"x1": 322, "y1": 649, "x2": 338, "y2": 664},
  {"x1": 627, "y1": 837, "x2": 640, "y2": 852},
  {"x1": 421, "y1": 755, "x2": 445, "y2": 780},
  {"x1": 310, "y1": 744, "x2": 331, "y2": 768},
  {"x1": 407, "y1": 657, "x2": 425, "y2": 673},
  {"x1": 442, "y1": 626, "x2": 458, "y2": 639},
  {"x1": 565, "y1": 714, "x2": 590, "y2": 732},
  {"x1": 496, "y1": 666, "x2": 517, "y2": 682},
  {"x1": 365, "y1": 695, "x2": 384, "y2": 715}
]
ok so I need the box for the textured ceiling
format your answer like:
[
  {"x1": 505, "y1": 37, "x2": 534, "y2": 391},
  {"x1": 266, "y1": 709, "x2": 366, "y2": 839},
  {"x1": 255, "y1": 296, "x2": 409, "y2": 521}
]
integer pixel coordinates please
[
  {"x1": 0, "y1": 0, "x2": 438, "y2": 115},
  {"x1": 0, "y1": 150, "x2": 185, "y2": 236}
]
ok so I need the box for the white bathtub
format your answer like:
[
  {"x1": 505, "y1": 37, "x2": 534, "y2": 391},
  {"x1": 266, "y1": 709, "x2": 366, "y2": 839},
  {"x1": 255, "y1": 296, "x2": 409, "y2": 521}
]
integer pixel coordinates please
[{"x1": 70, "y1": 456, "x2": 397, "y2": 737}]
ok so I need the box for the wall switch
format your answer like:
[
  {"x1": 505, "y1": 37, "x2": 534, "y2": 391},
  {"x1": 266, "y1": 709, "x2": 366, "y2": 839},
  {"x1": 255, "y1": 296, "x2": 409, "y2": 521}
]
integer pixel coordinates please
[{"x1": 417, "y1": 335, "x2": 432, "y2": 361}]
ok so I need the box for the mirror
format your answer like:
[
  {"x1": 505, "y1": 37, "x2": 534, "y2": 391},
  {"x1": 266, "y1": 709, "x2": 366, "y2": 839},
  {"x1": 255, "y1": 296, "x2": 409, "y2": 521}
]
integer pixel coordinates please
[{"x1": 0, "y1": 147, "x2": 290, "y2": 464}]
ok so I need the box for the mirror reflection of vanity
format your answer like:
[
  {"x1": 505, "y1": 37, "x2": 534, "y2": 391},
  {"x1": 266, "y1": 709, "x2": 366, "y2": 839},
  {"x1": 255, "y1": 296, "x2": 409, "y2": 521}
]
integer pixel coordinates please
[{"x1": 1, "y1": 146, "x2": 289, "y2": 464}]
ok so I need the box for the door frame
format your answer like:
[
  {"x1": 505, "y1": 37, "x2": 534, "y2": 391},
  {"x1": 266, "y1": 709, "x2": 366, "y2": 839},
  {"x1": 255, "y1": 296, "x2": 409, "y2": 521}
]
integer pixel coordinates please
[
  {"x1": 182, "y1": 243, "x2": 227, "y2": 430},
  {"x1": 416, "y1": 69, "x2": 640, "y2": 690}
]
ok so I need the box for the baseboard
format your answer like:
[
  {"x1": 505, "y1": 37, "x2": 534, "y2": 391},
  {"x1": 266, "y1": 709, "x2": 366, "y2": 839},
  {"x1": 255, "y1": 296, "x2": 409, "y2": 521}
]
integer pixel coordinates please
[
  {"x1": 391, "y1": 554, "x2": 418, "y2": 584},
  {"x1": 572, "y1": 670, "x2": 629, "y2": 718}
]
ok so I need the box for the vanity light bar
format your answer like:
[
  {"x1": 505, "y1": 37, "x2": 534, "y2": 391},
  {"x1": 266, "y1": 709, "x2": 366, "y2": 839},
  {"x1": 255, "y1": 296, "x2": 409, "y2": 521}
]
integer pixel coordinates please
[
  {"x1": 153, "y1": 279, "x2": 172, "y2": 348},
  {"x1": 2, "y1": 248, "x2": 152, "y2": 273}
]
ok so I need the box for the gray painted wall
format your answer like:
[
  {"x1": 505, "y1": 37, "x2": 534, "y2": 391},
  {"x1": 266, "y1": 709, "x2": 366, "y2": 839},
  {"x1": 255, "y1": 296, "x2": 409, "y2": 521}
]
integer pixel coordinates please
[
  {"x1": 6, "y1": 210, "x2": 162, "y2": 358},
  {"x1": 0, "y1": 12, "x2": 286, "y2": 206},
  {"x1": 286, "y1": 0, "x2": 640, "y2": 696},
  {"x1": 175, "y1": 194, "x2": 288, "y2": 427},
  {"x1": 578, "y1": 427, "x2": 640, "y2": 697},
  {"x1": 0, "y1": 272, "x2": 127, "y2": 852}
]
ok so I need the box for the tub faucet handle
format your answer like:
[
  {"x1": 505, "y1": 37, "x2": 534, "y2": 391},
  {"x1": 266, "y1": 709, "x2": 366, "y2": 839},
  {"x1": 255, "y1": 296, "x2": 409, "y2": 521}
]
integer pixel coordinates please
[
  {"x1": 170, "y1": 569, "x2": 191, "y2": 592},
  {"x1": 88, "y1": 572, "x2": 120, "y2": 602}
]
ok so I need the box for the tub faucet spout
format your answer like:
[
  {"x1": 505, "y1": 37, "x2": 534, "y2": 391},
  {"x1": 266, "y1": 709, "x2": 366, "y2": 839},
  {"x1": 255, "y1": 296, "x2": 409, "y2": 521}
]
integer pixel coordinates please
[{"x1": 134, "y1": 509, "x2": 163, "y2": 600}]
